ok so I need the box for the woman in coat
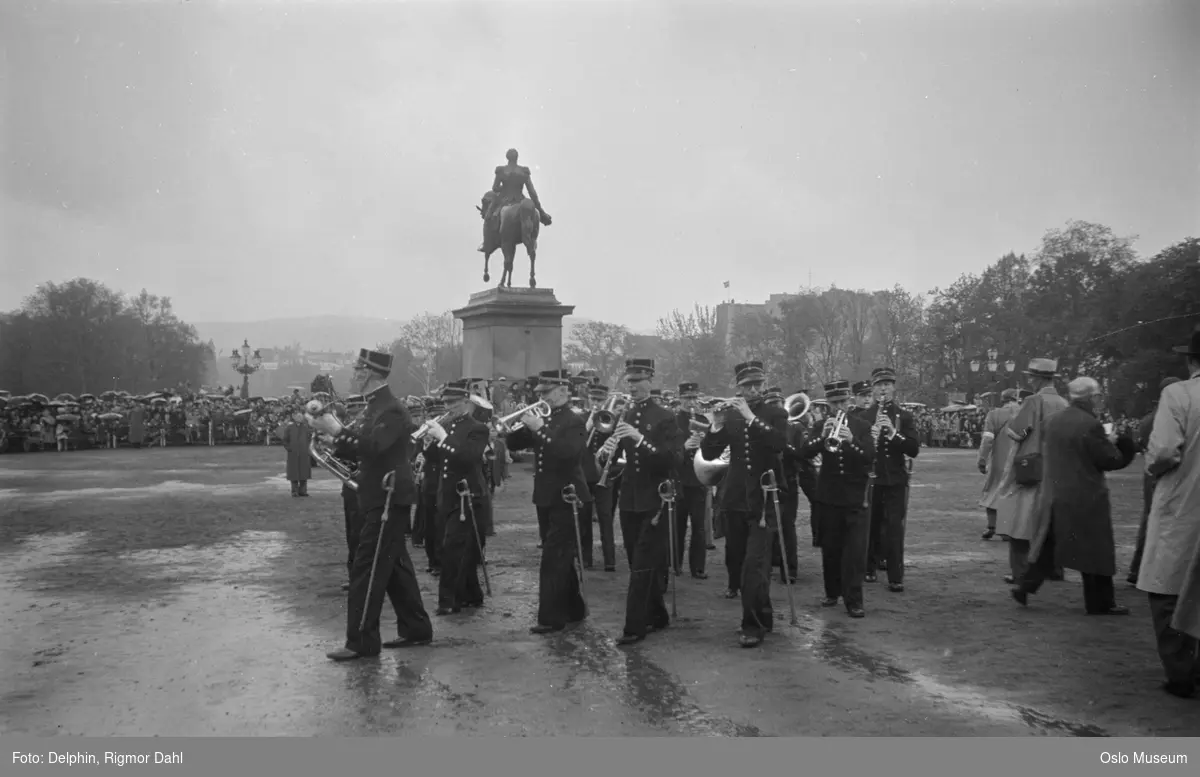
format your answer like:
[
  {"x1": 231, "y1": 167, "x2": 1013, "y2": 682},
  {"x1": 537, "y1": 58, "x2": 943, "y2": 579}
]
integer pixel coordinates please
[
  {"x1": 978, "y1": 388, "x2": 1021, "y2": 539},
  {"x1": 281, "y1": 410, "x2": 313, "y2": 496}
]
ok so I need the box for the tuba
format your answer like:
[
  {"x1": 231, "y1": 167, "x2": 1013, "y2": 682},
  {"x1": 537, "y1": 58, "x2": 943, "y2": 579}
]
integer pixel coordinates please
[
  {"x1": 692, "y1": 445, "x2": 731, "y2": 486},
  {"x1": 304, "y1": 400, "x2": 362, "y2": 489},
  {"x1": 784, "y1": 391, "x2": 811, "y2": 424}
]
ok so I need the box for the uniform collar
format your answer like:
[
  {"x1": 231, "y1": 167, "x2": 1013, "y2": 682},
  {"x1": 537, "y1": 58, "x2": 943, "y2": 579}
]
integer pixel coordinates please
[{"x1": 365, "y1": 383, "x2": 391, "y2": 403}]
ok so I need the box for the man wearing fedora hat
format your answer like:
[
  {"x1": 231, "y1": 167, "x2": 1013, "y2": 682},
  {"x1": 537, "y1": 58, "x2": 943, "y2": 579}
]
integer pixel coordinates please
[
  {"x1": 994, "y1": 358, "x2": 1070, "y2": 585},
  {"x1": 1138, "y1": 323, "x2": 1200, "y2": 698},
  {"x1": 505, "y1": 369, "x2": 591, "y2": 634},
  {"x1": 326, "y1": 348, "x2": 433, "y2": 661},
  {"x1": 420, "y1": 379, "x2": 491, "y2": 615},
  {"x1": 598, "y1": 358, "x2": 684, "y2": 646},
  {"x1": 700, "y1": 360, "x2": 789, "y2": 647},
  {"x1": 798, "y1": 380, "x2": 875, "y2": 619}
]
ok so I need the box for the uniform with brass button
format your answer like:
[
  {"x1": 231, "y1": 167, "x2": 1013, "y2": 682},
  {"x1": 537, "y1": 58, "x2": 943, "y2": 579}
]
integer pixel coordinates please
[
  {"x1": 799, "y1": 379, "x2": 876, "y2": 619},
  {"x1": 407, "y1": 398, "x2": 428, "y2": 547},
  {"x1": 866, "y1": 367, "x2": 921, "y2": 592},
  {"x1": 337, "y1": 398, "x2": 367, "y2": 590},
  {"x1": 423, "y1": 380, "x2": 491, "y2": 615},
  {"x1": 582, "y1": 381, "x2": 620, "y2": 571},
  {"x1": 764, "y1": 386, "x2": 802, "y2": 584},
  {"x1": 602, "y1": 357, "x2": 684, "y2": 646},
  {"x1": 418, "y1": 399, "x2": 445, "y2": 575},
  {"x1": 504, "y1": 369, "x2": 591, "y2": 634},
  {"x1": 850, "y1": 379, "x2": 885, "y2": 577},
  {"x1": 326, "y1": 348, "x2": 432, "y2": 662},
  {"x1": 674, "y1": 381, "x2": 711, "y2": 579},
  {"x1": 699, "y1": 361, "x2": 789, "y2": 648}
]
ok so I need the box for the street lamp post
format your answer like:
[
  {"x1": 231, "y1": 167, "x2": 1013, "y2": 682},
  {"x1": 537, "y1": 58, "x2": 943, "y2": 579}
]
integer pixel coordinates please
[{"x1": 230, "y1": 339, "x2": 263, "y2": 400}]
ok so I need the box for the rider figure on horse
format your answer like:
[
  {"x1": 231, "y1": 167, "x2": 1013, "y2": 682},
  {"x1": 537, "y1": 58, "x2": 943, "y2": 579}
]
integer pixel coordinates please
[{"x1": 478, "y1": 148, "x2": 552, "y2": 252}]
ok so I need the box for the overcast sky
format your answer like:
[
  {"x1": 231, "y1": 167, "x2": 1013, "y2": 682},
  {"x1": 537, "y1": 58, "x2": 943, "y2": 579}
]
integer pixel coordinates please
[{"x1": 1, "y1": 0, "x2": 1196, "y2": 332}]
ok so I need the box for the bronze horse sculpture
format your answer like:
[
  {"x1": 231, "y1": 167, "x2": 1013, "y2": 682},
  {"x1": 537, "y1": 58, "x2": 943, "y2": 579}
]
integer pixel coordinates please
[{"x1": 477, "y1": 191, "x2": 546, "y2": 288}]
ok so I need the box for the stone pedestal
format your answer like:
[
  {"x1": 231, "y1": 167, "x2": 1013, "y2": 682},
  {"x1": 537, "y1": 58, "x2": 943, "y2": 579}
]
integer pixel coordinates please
[{"x1": 452, "y1": 288, "x2": 575, "y2": 380}]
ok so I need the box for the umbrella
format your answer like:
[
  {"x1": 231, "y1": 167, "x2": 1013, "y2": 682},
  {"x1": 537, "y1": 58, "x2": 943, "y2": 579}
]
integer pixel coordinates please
[
  {"x1": 151, "y1": 397, "x2": 169, "y2": 405},
  {"x1": 57, "y1": 413, "x2": 81, "y2": 422},
  {"x1": 79, "y1": 393, "x2": 96, "y2": 402},
  {"x1": 0, "y1": 390, "x2": 10, "y2": 398},
  {"x1": 264, "y1": 397, "x2": 280, "y2": 403},
  {"x1": 100, "y1": 391, "x2": 118, "y2": 400},
  {"x1": 0, "y1": 397, "x2": 7, "y2": 409},
  {"x1": 55, "y1": 393, "x2": 77, "y2": 402},
  {"x1": 28, "y1": 393, "x2": 49, "y2": 404},
  {"x1": 98, "y1": 412, "x2": 124, "y2": 421},
  {"x1": 169, "y1": 396, "x2": 183, "y2": 404},
  {"x1": 234, "y1": 408, "x2": 252, "y2": 417},
  {"x1": 48, "y1": 400, "x2": 66, "y2": 408}
]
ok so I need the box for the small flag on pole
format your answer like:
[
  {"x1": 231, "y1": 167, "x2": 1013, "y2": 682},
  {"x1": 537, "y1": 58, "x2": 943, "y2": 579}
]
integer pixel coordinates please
[{"x1": 723, "y1": 281, "x2": 730, "y2": 288}]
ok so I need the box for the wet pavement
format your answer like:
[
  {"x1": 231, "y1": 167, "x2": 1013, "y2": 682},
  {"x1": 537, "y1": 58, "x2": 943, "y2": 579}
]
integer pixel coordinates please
[{"x1": 0, "y1": 447, "x2": 1176, "y2": 736}]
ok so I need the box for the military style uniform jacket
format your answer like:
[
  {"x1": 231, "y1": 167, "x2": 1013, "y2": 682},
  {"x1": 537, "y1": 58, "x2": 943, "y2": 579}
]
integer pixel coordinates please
[
  {"x1": 870, "y1": 402, "x2": 920, "y2": 485},
  {"x1": 701, "y1": 401, "x2": 789, "y2": 515},
  {"x1": 612, "y1": 398, "x2": 683, "y2": 512},
  {"x1": 781, "y1": 421, "x2": 817, "y2": 501},
  {"x1": 505, "y1": 404, "x2": 591, "y2": 507},
  {"x1": 419, "y1": 437, "x2": 441, "y2": 499},
  {"x1": 674, "y1": 410, "x2": 706, "y2": 490},
  {"x1": 333, "y1": 384, "x2": 417, "y2": 511},
  {"x1": 435, "y1": 413, "x2": 490, "y2": 511},
  {"x1": 800, "y1": 412, "x2": 876, "y2": 508},
  {"x1": 581, "y1": 413, "x2": 606, "y2": 485}
]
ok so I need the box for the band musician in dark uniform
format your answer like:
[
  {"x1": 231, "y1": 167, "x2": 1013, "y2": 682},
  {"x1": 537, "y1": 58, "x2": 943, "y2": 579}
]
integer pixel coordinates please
[
  {"x1": 675, "y1": 382, "x2": 711, "y2": 579},
  {"x1": 866, "y1": 367, "x2": 920, "y2": 592},
  {"x1": 583, "y1": 382, "x2": 622, "y2": 572},
  {"x1": 420, "y1": 380, "x2": 491, "y2": 615},
  {"x1": 597, "y1": 358, "x2": 683, "y2": 646},
  {"x1": 418, "y1": 397, "x2": 445, "y2": 575},
  {"x1": 337, "y1": 397, "x2": 367, "y2": 593},
  {"x1": 325, "y1": 349, "x2": 433, "y2": 661},
  {"x1": 799, "y1": 379, "x2": 875, "y2": 619},
  {"x1": 767, "y1": 386, "x2": 810, "y2": 584},
  {"x1": 699, "y1": 361, "x2": 789, "y2": 648},
  {"x1": 505, "y1": 369, "x2": 590, "y2": 634}
]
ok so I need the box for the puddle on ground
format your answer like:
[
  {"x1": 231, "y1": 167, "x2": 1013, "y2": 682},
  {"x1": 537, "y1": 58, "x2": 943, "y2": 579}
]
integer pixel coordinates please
[
  {"x1": 905, "y1": 552, "x2": 992, "y2": 566},
  {"x1": 787, "y1": 614, "x2": 1109, "y2": 737},
  {"x1": 2, "y1": 477, "x2": 307, "y2": 503}
]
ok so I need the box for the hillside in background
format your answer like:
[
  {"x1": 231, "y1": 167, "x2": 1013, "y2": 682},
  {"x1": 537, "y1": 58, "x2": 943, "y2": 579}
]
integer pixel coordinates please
[{"x1": 192, "y1": 314, "x2": 638, "y2": 353}]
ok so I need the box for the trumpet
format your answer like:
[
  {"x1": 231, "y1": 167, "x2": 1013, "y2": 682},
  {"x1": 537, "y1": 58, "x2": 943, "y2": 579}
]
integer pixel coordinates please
[
  {"x1": 822, "y1": 410, "x2": 849, "y2": 453},
  {"x1": 493, "y1": 400, "x2": 552, "y2": 433},
  {"x1": 411, "y1": 412, "x2": 452, "y2": 441},
  {"x1": 586, "y1": 393, "x2": 623, "y2": 447}
]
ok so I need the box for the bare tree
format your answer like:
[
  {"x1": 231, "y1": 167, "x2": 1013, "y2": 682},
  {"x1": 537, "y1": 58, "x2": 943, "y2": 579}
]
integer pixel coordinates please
[
  {"x1": 808, "y1": 289, "x2": 847, "y2": 385},
  {"x1": 393, "y1": 311, "x2": 462, "y2": 394},
  {"x1": 839, "y1": 289, "x2": 875, "y2": 375},
  {"x1": 872, "y1": 285, "x2": 926, "y2": 379},
  {"x1": 563, "y1": 321, "x2": 631, "y2": 386}
]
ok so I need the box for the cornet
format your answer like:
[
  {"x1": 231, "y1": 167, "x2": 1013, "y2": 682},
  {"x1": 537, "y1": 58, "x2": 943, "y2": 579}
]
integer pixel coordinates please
[
  {"x1": 822, "y1": 410, "x2": 849, "y2": 453},
  {"x1": 411, "y1": 412, "x2": 452, "y2": 441},
  {"x1": 493, "y1": 400, "x2": 552, "y2": 433}
]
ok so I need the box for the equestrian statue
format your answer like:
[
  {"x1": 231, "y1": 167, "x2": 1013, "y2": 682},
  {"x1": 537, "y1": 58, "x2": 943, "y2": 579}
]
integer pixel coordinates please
[{"x1": 476, "y1": 148, "x2": 552, "y2": 288}]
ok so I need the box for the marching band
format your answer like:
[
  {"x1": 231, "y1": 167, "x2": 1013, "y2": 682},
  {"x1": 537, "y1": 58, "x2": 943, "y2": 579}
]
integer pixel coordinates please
[{"x1": 301, "y1": 345, "x2": 922, "y2": 659}]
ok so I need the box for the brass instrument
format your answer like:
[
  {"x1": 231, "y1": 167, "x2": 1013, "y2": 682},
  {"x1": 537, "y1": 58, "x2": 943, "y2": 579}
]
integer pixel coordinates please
[
  {"x1": 411, "y1": 411, "x2": 452, "y2": 441},
  {"x1": 687, "y1": 411, "x2": 714, "y2": 434},
  {"x1": 304, "y1": 399, "x2": 362, "y2": 489},
  {"x1": 693, "y1": 445, "x2": 731, "y2": 486},
  {"x1": 586, "y1": 393, "x2": 623, "y2": 447},
  {"x1": 823, "y1": 409, "x2": 849, "y2": 453},
  {"x1": 493, "y1": 400, "x2": 552, "y2": 433},
  {"x1": 784, "y1": 392, "x2": 812, "y2": 424}
]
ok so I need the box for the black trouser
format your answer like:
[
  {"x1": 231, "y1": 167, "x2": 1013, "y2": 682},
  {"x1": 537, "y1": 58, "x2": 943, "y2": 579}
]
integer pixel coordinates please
[
  {"x1": 1148, "y1": 593, "x2": 1200, "y2": 692},
  {"x1": 421, "y1": 491, "x2": 442, "y2": 569},
  {"x1": 438, "y1": 497, "x2": 485, "y2": 610},
  {"x1": 621, "y1": 508, "x2": 670, "y2": 638},
  {"x1": 723, "y1": 509, "x2": 752, "y2": 593},
  {"x1": 819, "y1": 506, "x2": 868, "y2": 611},
  {"x1": 868, "y1": 483, "x2": 907, "y2": 585},
  {"x1": 1018, "y1": 525, "x2": 1116, "y2": 612},
  {"x1": 1130, "y1": 473, "x2": 1155, "y2": 580},
  {"x1": 728, "y1": 509, "x2": 775, "y2": 639},
  {"x1": 411, "y1": 491, "x2": 426, "y2": 542},
  {"x1": 674, "y1": 485, "x2": 709, "y2": 575},
  {"x1": 810, "y1": 499, "x2": 823, "y2": 548},
  {"x1": 591, "y1": 483, "x2": 617, "y2": 569},
  {"x1": 343, "y1": 488, "x2": 362, "y2": 577},
  {"x1": 772, "y1": 490, "x2": 798, "y2": 583},
  {"x1": 535, "y1": 503, "x2": 588, "y2": 628},
  {"x1": 344, "y1": 504, "x2": 432, "y2": 655}
]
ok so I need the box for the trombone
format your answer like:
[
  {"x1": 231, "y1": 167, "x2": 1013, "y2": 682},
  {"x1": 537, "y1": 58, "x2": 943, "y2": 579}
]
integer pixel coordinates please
[
  {"x1": 822, "y1": 410, "x2": 849, "y2": 453},
  {"x1": 587, "y1": 393, "x2": 628, "y2": 445},
  {"x1": 493, "y1": 400, "x2": 552, "y2": 434}
]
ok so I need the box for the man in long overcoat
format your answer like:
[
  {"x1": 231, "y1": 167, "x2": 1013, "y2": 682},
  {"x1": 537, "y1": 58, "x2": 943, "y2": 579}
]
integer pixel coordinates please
[
  {"x1": 995, "y1": 358, "x2": 1069, "y2": 583},
  {"x1": 1011, "y1": 377, "x2": 1136, "y2": 614},
  {"x1": 978, "y1": 388, "x2": 1021, "y2": 540},
  {"x1": 281, "y1": 410, "x2": 313, "y2": 496},
  {"x1": 128, "y1": 404, "x2": 146, "y2": 447}
]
